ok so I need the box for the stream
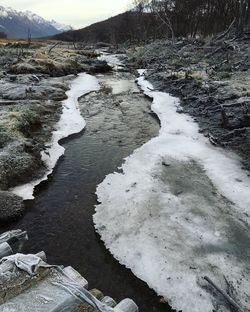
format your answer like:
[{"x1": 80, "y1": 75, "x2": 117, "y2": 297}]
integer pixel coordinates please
[
  {"x1": 2, "y1": 54, "x2": 249, "y2": 312},
  {"x1": 1, "y1": 69, "x2": 173, "y2": 311}
]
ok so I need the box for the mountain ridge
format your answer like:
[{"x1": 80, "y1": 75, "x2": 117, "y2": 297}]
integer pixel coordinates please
[{"x1": 0, "y1": 5, "x2": 73, "y2": 38}]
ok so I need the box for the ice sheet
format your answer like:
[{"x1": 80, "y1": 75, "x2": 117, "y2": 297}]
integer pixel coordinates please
[
  {"x1": 11, "y1": 73, "x2": 100, "y2": 200},
  {"x1": 94, "y1": 72, "x2": 250, "y2": 312}
]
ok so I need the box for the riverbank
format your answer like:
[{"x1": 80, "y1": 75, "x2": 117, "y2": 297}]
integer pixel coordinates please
[
  {"x1": 128, "y1": 36, "x2": 250, "y2": 172},
  {"x1": 0, "y1": 42, "x2": 111, "y2": 221}
]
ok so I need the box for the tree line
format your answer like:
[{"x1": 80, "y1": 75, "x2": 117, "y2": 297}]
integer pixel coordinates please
[
  {"x1": 54, "y1": 0, "x2": 250, "y2": 44},
  {"x1": 133, "y1": 0, "x2": 250, "y2": 42}
]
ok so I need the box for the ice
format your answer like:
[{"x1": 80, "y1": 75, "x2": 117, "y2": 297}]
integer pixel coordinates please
[
  {"x1": 94, "y1": 72, "x2": 250, "y2": 311},
  {"x1": 108, "y1": 79, "x2": 138, "y2": 95},
  {"x1": 98, "y1": 53, "x2": 125, "y2": 70},
  {"x1": 11, "y1": 73, "x2": 100, "y2": 200}
]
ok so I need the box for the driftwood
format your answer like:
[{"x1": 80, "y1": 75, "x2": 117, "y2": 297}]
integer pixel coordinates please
[{"x1": 204, "y1": 276, "x2": 245, "y2": 312}]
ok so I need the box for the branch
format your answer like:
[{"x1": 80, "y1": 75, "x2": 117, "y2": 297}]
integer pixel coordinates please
[
  {"x1": 48, "y1": 42, "x2": 60, "y2": 54},
  {"x1": 204, "y1": 276, "x2": 245, "y2": 312},
  {"x1": 214, "y1": 18, "x2": 236, "y2": 41}
]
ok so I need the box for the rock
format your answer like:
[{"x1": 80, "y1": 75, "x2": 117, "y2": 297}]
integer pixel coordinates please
[
  {"x1": 29, "y1": 85, "x2": 68, "y2": 101},
  {"x1": 0, "y1": 191, "x2": 24, "y2": 222},
  {"x1": 0, "y1": 83, "x2": 27, "y2": 100},
  {"x1": 0, "y1": 77, "x2": 68, "y2": 102}
]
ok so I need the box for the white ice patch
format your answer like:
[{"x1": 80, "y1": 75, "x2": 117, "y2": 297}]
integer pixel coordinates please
[
  {"x1": 94, "y1": 72, "x2": 250, "y2": 311},
  {"x1": 98, "y1": 53, "x2": 125, "y2": 70},
  {"x1": 11, "y1": 73, "x2": 100, "y2": 200}
]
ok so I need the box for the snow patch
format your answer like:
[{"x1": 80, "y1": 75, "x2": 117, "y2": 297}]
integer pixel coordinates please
[
  {"x1": 0, "y1": 7, "x2": 8, "y2": 18},
  {"x1": 94, "y1": 72, "x2": 250, "y2": 311},
  {"x1": 50, "y1": 19, "x2": 73, "y2": 32},
  {"x1": 11, "y1": 73, "x2": 99, "y2": 200}
]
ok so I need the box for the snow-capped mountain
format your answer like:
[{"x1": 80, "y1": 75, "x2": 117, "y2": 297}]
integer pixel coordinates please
[
  {"x1": 50, "y1": 20, "x2": 72, "y2": 32},
  {"x1": 0, "y1": 6, "x2": 73, "y2": 38}
]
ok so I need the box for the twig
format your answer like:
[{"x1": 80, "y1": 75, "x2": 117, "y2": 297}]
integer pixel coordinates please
[{"x1": 204, "y1": 276, "x2": 245, "y2": 312}]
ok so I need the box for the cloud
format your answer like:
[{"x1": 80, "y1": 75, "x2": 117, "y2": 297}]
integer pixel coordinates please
[{"x1": 0, "y1": 0, "x2": 133, "y2": 28}]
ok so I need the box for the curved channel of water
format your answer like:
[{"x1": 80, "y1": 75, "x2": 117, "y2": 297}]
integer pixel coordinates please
[{"x1": 2, "y1": 71, "x2": 174, "y2": 311}]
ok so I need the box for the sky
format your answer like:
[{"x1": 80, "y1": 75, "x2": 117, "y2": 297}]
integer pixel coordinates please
[{"x1": 1, "y1": 0, "x2": 133, "y2": 28}]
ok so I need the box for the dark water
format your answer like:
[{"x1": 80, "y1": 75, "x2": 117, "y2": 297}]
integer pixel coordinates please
[{"x1": 1, "y1": 73, "x2": 174, "y2": 311}]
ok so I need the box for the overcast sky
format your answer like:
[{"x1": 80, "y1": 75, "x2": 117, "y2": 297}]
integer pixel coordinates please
[{"x1": 1, "y1": 0, "x2": 133, "y2": 28}]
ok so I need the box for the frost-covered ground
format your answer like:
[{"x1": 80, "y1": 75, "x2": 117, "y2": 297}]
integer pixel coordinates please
[
  {"x1": 94, "y1": 72, "x2": 250, "y2": 312},
  {"x1": 12, "y1": 73, "x2": 100, "y2": 200}
]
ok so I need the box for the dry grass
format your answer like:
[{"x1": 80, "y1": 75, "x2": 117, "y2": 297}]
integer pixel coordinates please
[{"x1": 0, "y1": 38, "x2": 59, "y2": 44}]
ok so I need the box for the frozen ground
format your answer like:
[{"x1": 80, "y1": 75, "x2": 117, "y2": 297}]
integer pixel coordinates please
[
  {"x1": 12, "y1": 73, "x2": 100, "y2": 200},
  {"x1": 94, "y1": 72, "x2": 250, "y2": 312}
]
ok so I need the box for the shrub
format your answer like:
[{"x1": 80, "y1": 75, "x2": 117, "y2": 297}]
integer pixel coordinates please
[
  {"x1": 0, "y1": 126, "x2": 11, "y2": 148},
  {"x1": 15, "y1": 109, "x2": 41, "y2": 136}
]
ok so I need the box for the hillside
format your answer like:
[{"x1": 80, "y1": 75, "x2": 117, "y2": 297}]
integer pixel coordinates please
[
  {"x1": 53, "y1": 0, "x2": 250, "y2": 44},
  {"x1": 52, "y1": 11, "x2": 158, "y2": 44},
  {"x1": 0, "y1": 6, "x2": 72, "y2": 38}
]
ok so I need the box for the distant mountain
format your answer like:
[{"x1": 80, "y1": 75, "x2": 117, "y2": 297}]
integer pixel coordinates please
[{"x1": 0, "y1": 6, "x2": 73, "y2": 38}]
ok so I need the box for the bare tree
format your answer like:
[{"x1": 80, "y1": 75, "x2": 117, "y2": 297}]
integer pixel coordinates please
[
  {"x1": 133, "y1": 0, "x2": 176, "y2": 43},
  {"x1": 27, "y1": 28, "x2": 31, "y2": 47},
  {"x1": 147, "y1": 0, "x2": 176, "y2": 43},
  {"x1": 236, "y1": 0, "x2": 250, "y2": 36}
]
